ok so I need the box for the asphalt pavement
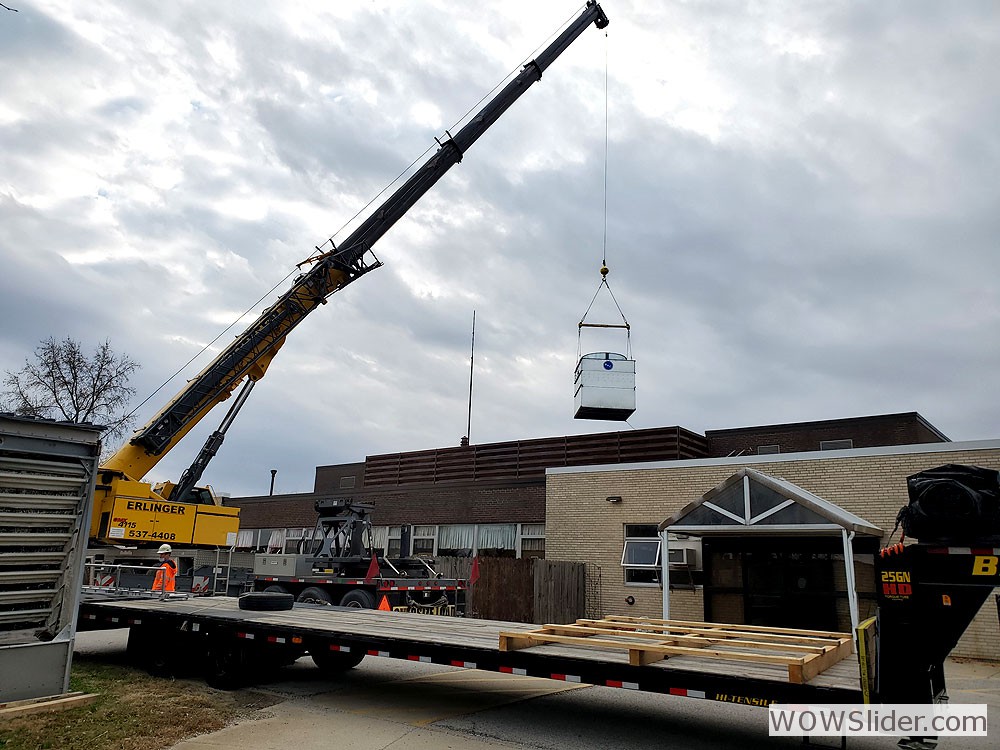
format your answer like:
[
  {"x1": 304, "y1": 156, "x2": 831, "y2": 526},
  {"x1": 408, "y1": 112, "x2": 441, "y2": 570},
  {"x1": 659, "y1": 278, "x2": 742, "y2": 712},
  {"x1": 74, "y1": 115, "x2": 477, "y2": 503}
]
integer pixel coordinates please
[{"x1": 73, "y1": 630, "x2": 1000, "y2": 750}]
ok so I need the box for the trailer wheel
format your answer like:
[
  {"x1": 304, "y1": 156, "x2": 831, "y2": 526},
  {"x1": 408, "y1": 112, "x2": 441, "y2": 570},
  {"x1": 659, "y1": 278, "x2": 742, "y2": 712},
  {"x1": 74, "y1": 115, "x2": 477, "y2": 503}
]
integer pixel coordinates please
[
  {"x1": 339, "y1": 589, "x2": 377, "y2": 609},
  {"x1": 263, "y1": 584, "x2": 290, "y2": 595},
  {"x1": 205, "y1": 641, "x2": 248, "y2": 690},
  {"x1": 297, "y1": 586, "x2": 334, "y2": 605},
  {"x1": 238, "y1": 591, "x2": 294, "y2": 611},
  {"x1": 127, "y1": 625, "x2": 179, "y2": 677},
  {"x1": 310, "y1": 643, "x2": 366, "y2": 672}
]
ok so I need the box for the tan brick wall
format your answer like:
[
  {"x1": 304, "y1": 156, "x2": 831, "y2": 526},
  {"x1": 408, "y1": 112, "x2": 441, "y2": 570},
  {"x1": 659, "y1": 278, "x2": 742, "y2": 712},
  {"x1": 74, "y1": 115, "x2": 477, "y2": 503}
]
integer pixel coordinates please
[{"x1": 546, "y1": 444, "x2": 1000, "y2": 660}]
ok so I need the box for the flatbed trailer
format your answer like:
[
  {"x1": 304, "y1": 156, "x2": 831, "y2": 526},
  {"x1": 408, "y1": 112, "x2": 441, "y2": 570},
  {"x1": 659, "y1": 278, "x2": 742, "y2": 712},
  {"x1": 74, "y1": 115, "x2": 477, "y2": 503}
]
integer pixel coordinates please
[
  {"x1": 75, "y1": 538, "x2": 1000, "y2": 710},
  {"x1": 77, "y1": 596, "x2": 863, "y2": 705}
]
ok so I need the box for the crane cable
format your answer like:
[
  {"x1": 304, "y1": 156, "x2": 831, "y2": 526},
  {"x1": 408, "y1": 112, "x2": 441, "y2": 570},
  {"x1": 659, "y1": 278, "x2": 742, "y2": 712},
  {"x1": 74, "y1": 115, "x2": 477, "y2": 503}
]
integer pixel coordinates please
[{"x1": 578, "y1": 28, "x2": 630, "y2": 361}]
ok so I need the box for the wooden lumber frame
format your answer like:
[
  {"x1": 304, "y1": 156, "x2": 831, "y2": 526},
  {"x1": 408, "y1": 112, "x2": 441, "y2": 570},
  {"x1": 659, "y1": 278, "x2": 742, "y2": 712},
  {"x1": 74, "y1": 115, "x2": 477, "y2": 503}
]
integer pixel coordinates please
[
  {"x1": 0, "y1": 692, "x2": 98, "y2": 717},
  {"x1": 498, "y1": 616, "x2": 853, "y2": 684}
]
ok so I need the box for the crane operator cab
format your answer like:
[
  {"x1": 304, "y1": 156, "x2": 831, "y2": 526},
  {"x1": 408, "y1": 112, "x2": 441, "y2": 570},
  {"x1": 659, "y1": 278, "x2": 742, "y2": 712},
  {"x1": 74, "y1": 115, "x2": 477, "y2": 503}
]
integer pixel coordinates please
[{"x1": 574, "y1": 352, "x2": 635, "y2": 421}]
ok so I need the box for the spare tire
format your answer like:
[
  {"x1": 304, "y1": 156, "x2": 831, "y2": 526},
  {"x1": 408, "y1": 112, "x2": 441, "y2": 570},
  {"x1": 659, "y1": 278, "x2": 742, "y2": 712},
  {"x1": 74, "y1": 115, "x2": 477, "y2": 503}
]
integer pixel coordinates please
[{"x1": 238, "y1": 591, "x2": 294, "y2": 611}]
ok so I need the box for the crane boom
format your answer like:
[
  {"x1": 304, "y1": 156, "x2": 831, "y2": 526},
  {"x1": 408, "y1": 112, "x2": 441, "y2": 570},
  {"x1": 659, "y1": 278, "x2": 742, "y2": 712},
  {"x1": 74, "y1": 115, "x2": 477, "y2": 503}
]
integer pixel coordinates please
[{"x1": 94, "y1": 2, "x2": 609, "y2": 547}]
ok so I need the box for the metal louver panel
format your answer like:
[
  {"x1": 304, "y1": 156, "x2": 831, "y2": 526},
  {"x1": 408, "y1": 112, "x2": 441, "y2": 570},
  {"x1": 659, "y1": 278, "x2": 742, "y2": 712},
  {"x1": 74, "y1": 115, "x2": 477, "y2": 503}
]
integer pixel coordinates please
[{"x1": 1, "y1": 415, "x2": 102, "y2": 703}]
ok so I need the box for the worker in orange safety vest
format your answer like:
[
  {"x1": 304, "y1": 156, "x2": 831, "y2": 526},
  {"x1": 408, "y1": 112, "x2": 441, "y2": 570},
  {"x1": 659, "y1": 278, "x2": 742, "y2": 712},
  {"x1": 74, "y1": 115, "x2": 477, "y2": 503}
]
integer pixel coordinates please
[{"x1": 152, "y1": 543, "x2": 177, "y2": 593}]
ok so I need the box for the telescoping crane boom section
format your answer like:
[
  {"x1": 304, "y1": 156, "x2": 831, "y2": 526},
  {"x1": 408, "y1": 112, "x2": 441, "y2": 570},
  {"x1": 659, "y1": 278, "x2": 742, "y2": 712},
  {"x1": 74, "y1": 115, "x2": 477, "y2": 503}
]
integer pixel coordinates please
[{"x1": 92, "y1": 2, "x2": 610, "y2": 547}]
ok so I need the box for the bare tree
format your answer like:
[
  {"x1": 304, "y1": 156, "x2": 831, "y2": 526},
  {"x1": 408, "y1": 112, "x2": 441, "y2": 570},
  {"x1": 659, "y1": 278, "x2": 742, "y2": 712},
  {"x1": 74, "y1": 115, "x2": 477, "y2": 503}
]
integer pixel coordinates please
[{"x1": 2, "y1": 337, "x2": 140, "y2": 447}]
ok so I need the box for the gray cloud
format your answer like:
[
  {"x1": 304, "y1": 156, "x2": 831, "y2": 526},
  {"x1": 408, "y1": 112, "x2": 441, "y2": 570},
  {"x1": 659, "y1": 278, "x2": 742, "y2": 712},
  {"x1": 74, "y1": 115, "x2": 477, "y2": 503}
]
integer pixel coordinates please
[{"x1": 1, "y1": 1, "x2": 998, "y2": 497}]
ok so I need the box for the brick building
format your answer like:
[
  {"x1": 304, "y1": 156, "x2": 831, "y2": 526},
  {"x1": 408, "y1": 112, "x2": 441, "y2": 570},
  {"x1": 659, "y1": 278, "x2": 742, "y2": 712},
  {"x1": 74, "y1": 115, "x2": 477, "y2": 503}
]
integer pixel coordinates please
[
  {"x1": 225, "y1": 411, "x2": 1000, "y2": 659},
  {"x1": 545, "y1": 439, "x2": 1000, "y2": 661},
  {"x1": 229, "y1": 411, "x2": 947, "y2": 558}
]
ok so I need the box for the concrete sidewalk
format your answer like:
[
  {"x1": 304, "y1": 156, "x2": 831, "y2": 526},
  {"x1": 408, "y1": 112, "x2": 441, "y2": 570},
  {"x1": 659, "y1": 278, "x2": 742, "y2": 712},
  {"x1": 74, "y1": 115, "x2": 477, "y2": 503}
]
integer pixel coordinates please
[
  {"x1": 170, "y1": 701, "x2": 518, "y2": 750},
  {"x1": 165, "y1": 657, "x2": 1000, "y2": 750}
]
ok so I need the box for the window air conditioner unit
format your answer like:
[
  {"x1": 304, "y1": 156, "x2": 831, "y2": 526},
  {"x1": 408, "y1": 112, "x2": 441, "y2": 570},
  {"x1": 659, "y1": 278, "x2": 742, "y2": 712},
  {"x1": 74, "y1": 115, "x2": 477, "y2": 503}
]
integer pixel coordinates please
[{"x1": 667, "y1": 548, "x2": 695, "y2": 567}]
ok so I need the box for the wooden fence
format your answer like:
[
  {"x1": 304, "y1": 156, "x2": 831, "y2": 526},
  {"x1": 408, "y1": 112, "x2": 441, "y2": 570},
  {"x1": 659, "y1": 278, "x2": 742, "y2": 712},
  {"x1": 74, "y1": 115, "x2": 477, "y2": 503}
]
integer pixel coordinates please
[{"x1": 435, "y1": 557, "x2": 586, "y2": 624}]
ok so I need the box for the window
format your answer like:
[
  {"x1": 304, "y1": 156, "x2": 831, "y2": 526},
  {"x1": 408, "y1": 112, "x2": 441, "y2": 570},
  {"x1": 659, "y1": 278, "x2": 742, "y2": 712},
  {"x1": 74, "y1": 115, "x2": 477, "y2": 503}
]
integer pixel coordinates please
[
  {"x1": 820, "y1": 439, "x2": 853, "y2": 451},
  {"x1": 518, "y1": 523, "x2": 546, "y2": 559},
  {"x1": 387, "y1": 526, "x2": 402, "y2": 558},
  {"x1": 757, "y1": 444, "x2": 780, "y2": 455},
  {"x1": 339, "y1": 476, "x2": 356, "y2": 489},
  {"x1": 283, "y1": 527, "x2": 311, "y2": 554},
  {"x1": 622, "y1": 524, "x2": 661, "y2": 586},
  {"x1": 478, "y1": 524, "x2": 517, "y2": 558},
  {"x1": 412, "y1": 525, "x2": 436, "y2": 557},
  {"x1": 369, "y1": 526, "x2": 389, "y2": 554},
  {"x1": 437, "y1": 524, "x2": 475, "y2": 557}
]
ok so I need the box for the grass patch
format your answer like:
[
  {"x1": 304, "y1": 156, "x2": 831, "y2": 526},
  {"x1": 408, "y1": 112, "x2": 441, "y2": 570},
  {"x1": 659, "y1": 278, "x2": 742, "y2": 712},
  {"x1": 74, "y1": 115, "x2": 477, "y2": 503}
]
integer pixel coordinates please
[{"x1": 0, "y1": 658, "x2": 277, "y2": 750}]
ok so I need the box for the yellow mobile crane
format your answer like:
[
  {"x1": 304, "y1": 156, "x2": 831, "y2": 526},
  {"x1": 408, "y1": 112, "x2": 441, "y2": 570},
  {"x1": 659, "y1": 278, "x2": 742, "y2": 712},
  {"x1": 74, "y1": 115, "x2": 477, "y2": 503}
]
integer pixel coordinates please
[{"x1": 90, "y1": 2, "x2": 611, "y2": 548}]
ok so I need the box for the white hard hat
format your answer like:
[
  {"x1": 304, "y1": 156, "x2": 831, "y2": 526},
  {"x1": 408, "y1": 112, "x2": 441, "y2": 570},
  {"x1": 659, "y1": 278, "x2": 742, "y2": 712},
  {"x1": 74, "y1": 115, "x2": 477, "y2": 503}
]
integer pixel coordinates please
[{"x1": 157, "y1": 544, "x2": 172, "y2": 554}]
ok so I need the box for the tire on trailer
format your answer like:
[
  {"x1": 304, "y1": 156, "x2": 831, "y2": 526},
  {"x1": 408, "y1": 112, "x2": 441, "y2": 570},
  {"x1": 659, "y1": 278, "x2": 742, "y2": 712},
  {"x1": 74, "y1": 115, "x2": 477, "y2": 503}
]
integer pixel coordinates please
[
  {"x1": 309, "y1": 642, "x2": 366, "y2": 672},
  {"x1": 238, "y1": 591, "x2": 294, "y2": 611},
  {"x1": 127, "y1": 625, "x2": 179, "y2": 677},
  {"x1": 339, "y1": 589, "x2": 376, "y2": 609},
  {"x1": 263, "y1": 584, "x2": 291, "y2": 595},
  {"x1": 296, "y1": 586, "x2": 334, "y2": 605},
  {"x1": 204, "y1": 640, "x2": 249, "y2": 690}
]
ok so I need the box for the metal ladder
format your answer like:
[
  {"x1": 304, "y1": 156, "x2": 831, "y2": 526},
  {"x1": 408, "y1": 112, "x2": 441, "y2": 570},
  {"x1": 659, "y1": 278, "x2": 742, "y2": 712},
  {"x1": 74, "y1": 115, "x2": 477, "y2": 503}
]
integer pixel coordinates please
[{"x1": 212, "y1": 548, "x2": 233, "y2": 595}]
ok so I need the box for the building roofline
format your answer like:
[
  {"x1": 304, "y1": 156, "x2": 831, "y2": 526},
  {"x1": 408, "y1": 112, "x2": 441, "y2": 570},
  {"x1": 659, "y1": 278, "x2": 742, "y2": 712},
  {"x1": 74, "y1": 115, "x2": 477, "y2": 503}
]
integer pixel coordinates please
[
  {"x1": 703, "y1": 411, "x2": 949, "y2": 442},
  {"x1": 365, "y1": 424, "x2": 701, "y2": 461},
  {"x1": 546, "y1": 438, "x2": 1000, "y2": 476}
]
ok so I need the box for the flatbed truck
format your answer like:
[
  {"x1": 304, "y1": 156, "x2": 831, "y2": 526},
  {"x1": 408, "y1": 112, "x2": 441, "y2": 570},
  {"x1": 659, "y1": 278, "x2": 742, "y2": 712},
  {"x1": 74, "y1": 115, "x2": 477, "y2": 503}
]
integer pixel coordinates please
[{"x1": 77, "y1": 541, "x2": 999, "y2": 713}]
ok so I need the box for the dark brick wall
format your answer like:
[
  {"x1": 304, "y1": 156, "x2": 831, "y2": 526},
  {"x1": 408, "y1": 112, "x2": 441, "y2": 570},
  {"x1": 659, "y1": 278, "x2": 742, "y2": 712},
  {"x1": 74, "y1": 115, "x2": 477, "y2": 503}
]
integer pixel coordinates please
[
  {"x1": 227, "y1": 483, "x2": 543, "y2": 529},
  {"x1": 365, "y1": 482, "x2": 544, "y2": 526},
  {"x1": 314, "y1": 462, "x2": 365, "y2": 493},
  {"x1": 705, "y1": 412, "x2": 948, "y2": 458},
  {"x1": 227, "y1": 492, "x2": 317, "y2": 529}
]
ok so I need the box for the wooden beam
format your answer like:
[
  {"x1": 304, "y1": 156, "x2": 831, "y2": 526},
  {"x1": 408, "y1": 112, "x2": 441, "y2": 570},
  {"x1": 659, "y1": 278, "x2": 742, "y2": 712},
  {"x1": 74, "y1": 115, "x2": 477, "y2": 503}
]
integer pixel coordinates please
[
  {"x1": 602, "y1": 615, "x2": 849, "y2": 640},
  {"x1": 501, "y1": 618, "x2": 854, "y2": 684},
  {"x1": 0, "y1": 693, "x2": 98, "y2": 717},
  {"x1": 790, "y1": 638, "x2": 855, "y2": 684}
]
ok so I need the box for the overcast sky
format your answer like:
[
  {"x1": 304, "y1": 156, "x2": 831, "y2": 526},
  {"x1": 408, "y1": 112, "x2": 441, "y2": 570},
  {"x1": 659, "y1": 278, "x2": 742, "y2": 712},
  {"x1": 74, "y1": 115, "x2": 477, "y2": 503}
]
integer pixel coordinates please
[{"x1": 2, "y1": 1, "x2": 998, "y2": 498}]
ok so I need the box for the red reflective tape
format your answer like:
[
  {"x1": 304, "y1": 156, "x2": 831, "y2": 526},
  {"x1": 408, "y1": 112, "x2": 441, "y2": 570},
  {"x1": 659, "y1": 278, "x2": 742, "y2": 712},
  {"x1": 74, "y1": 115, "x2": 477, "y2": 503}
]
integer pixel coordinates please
[
  {"x1": 551, "y1": 674, "x2": 567, "y2": 681},
  {"x1": 669, "y1": 688, "x2": 686, "y2": 697},
  {"x1": 500, "y1": 666, "x2": 513, "y2": 674},
  {"x1": 606, "y1": 680, "x2": 622, "y2": 688}
]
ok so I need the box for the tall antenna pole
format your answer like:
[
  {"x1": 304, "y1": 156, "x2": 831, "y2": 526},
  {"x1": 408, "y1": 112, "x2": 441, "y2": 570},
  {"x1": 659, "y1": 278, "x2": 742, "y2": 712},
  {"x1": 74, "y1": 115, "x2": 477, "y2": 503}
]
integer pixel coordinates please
[{"x1": 465, "y1": 310, "x2": 476, "y2": 446}]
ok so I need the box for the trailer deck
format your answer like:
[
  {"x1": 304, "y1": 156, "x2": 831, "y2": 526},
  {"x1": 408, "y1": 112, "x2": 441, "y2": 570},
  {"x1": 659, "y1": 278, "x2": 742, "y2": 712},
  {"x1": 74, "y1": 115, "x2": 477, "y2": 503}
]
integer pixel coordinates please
[{"x1": 77, "y1": 597, "x2": 862, "y2": 706}]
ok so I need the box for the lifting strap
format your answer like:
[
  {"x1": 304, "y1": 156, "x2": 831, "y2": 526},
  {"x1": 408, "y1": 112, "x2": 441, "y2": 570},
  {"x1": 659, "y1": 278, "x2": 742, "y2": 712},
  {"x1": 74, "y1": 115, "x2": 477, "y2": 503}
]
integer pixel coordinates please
[{"x1": 578, "y1": 265, "x2": 631, "y2": 360}]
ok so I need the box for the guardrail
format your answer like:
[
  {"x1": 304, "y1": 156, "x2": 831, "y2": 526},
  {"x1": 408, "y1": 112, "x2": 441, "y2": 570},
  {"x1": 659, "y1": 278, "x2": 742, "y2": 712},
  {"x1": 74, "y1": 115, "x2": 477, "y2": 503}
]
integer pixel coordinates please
[{"x1": 81, "y1": 563, "x2": 189, "y2": 601}]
